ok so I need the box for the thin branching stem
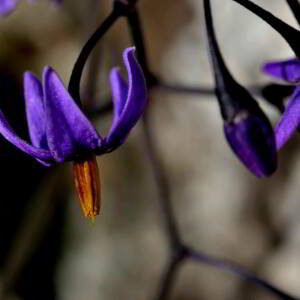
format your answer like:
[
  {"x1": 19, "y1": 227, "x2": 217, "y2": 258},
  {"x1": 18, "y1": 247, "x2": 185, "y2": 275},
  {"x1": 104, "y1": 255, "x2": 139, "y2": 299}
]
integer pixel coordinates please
[
  {"x1": 157, "y1": 81, "x2": 215, "y2": 95},
  {"x1": 232, "y1": 0, "x2": 300, "y2": 57},
  {"x1": 286, "y1": 0, "x2": 300, "y2": 26},
  {"x1": 142, "y1": 111, "x2": 182, "y2": 248},
  {"x1": 126, "y1": 1, "x2": 182, "y2": 248},
  {"x1": 68, "y1": 1, "x2": 128, "y2": 107},
  {"x1": 187, "y1": 247, "x2": 300, "y2": 300},
  {"x1": 155, "y1": 249, "x2": 188, "y2": 300}
]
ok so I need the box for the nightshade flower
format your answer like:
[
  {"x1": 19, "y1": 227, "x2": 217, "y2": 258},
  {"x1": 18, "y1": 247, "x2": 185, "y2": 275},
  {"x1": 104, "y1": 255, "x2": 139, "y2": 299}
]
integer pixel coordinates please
[
  {"x1": 0, "y1": 47, "x2": 147, "y2": 218},
  {"x1": 0, "y1": 0, "x2": 62, "y2": 16},
  {"x1": 263, "y1": 58, "x2": 300, "y2": 149}
]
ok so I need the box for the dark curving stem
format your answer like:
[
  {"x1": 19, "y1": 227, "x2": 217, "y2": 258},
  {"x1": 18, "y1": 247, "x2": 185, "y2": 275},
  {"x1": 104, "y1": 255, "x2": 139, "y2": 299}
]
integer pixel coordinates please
[
  {"x1": 68, "y1": 1, "x2": 128, "y2": 108},
  {"x1": 203, "y1": 0, "x2": 237, "y2": 93},
  {"x1": 204, "y1": 0, "x2": 243, "y2": 120},
  {"x1": 157, "y1": 80, "x2": 215, "y2": 95},
  {"x1": 142, "y1": 110, "x2": 182, "y2": 250},
  {"x1": 125, "y1": 4, "x2": 157, "y2": 88},
  {"x1": 232, "y1": 0, "x2": 300, "y2": 57},
  {"x1": 187, "y1": 247, "x2": 300, "y2": 300},
  {"x1": 286, "y1": 0, "x2": 300, "y2": 27},
  {"x1": 203, "y1": 0, "x2": 262, "y2": 121},
  {"x1": 155, "y1": 246, "x2": 188, "y2": 300},
  {"x1": 125, "y1": 0, "x2": 182, "y2": 248}
]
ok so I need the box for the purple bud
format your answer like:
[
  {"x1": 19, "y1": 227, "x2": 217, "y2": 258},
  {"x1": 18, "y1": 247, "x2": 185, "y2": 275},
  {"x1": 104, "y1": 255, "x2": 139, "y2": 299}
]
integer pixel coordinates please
[
  {"x1": 224, "y1": 111, "x2": 277, "y2": 177},
  {"x1": 204, "y1": 0, "x2": 277, "y2": 177}
]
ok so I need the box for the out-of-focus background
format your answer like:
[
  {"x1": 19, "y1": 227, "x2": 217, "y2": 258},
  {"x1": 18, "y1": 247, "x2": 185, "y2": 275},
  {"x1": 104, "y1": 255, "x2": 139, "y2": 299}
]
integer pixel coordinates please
[{"x1": 0, "y1": 0, "x2": 299, "y2": 299}]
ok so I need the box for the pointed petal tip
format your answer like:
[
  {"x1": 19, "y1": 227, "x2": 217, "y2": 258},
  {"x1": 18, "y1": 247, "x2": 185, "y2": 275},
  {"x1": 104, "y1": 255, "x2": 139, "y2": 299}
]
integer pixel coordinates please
[
  {"x1": 24, "y1": 71, "x2": 41, "y2": 92},
  {"x1": 109, "y1": 67, "x2": 121, "y2": 83},
  {"x1": 123, "y1": 47, "x2": 139, "y2": 71},
  {"x1": 123, "y1": 46, "x2": 136, "y2": 57},
  {"x1": 42, "y1": 65, "x2": 56, "y2": 80},
  {"x1": 24, "y1": 71, "x2": 36, "y2": 80}
]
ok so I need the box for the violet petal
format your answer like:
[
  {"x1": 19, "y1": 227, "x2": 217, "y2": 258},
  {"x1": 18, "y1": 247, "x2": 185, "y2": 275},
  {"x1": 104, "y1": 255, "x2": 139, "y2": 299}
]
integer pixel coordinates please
[
  {"x1": 43, "y1": 66, "x2": 102, "y2": 162},
  {"x1": 109, "y1": 67, "x2": 128, "y2": 130},
  {"x1": 0, "y1": 0, "x2": 18, "y2": 16},
  {"x1": 105, "y1": 47, "x2": 147, "y2": 148},
  {"x1": 224, "y1": 111, "x2": 277, "y2": 177},
  {"x1": 24, "y1": 71, "x2": 48, "y2": 149},
  {"x1": 0, "y1": 110, "x2": 53, "y2": 165},
  {"x1": 262, "y1": 58, "x2": 300, "y2": 83},
  {"x1": 275, "y1": 85, "x2": 300, "y2": 149}
]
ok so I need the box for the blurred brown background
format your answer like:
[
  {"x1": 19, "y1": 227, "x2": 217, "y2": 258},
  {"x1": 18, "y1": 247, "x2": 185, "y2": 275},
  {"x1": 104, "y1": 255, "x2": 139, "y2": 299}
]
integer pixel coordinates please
[{"x1": 0, "y1": 0, "x2": 299, "y2": 299}]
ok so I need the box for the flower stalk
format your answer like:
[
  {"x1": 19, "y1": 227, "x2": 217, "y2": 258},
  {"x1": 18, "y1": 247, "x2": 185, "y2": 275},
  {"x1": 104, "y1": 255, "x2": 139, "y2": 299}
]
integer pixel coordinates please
[
  {"x1": 286, "y1": 0, "x2": 300, "y2": 26},
  {"x1": 232, "y1": 0, "x2": 300, "y2": 57},
  {"x1": 68, "y1": 0, "x2": 129, "y2": 107}
]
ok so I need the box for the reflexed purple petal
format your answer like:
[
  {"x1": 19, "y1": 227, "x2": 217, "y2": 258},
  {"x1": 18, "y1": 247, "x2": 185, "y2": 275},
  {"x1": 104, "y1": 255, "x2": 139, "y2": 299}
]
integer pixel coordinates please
[
  {"x1": 24, "y1": 72, "x2": 48, "y2": 149},
  {"x1": 43, "y1": 66, "x2": 102, "y2": 162},
  {"x1": 224, "y1": 111, "x2": 277, "y2": 177},
  {"x1": 262, "y1": 58, "x2": 300, "y2": 83},
  {"x1": 275, "y1": 85, "x2": 300, "y2": 149},
  {"x1": 109, "y1": 67, "x2": 128, "y2": 130},
  {"x1": 0, "y1": 110, "x2": 53, "y2": 165},
  {"x1": 0, "y1": 0, "x2": 18, "y2": 16},
  {"x1": 105, "y1": 47, "x2": 147, "y2": 147}
]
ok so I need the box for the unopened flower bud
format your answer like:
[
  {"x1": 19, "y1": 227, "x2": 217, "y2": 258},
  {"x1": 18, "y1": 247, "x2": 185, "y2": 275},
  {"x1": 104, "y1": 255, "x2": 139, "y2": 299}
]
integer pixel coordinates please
[
  {"x1": 73, "y1": 156, "x2": 101, "y2": 219},
  {"x1": 224, "y1": 111, "x2": 277, "y2": 177},
  {"x1": 204, "y1": 0, "x2": 277, "y2": 177}
]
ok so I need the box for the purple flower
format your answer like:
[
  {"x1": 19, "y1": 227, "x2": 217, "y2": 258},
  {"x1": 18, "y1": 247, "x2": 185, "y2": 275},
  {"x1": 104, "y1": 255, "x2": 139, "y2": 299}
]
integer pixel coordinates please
[
  {"x1": 0, "y1": 47, "x2": 147, "y2": 165},
  {"x1": 0, "y1": 0, "x2": 62, "y2": 16},
  {"x1": 263, "y1": 58, "x2": 300, "y2": 149},
  {"x1": 0, "y1": 46, "x2": 146, "y2": 219}
]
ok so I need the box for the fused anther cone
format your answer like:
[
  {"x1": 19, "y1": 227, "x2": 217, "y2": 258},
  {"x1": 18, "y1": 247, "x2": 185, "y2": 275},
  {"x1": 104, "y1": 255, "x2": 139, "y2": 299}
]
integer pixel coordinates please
[{"x1": 72, "y1": 156, "x2": 101, "y2": 219}]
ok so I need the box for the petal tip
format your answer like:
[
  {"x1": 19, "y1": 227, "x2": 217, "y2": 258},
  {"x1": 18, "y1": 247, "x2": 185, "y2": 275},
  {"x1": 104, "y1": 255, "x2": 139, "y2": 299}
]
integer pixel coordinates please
[
  {"x1": 24, "y1": 71, "x2": 40, "y2": 88},
  {"x1": 43, "y1": 65, "x2": 55, "y2": 78},
  {"x1": 124, "y1": 46, "x2": 136, "y2": 56},
  {"x1": 109, "y1": 67, "x2": 121, "y2": 82}
]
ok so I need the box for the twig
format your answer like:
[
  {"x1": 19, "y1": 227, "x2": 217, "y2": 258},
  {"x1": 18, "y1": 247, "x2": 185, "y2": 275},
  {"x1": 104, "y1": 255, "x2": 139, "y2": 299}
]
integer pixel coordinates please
[
  {"x1": 68, "y1": 1, "x2": 127, "y2": 107},
  {"x1": 286, "y1": 0, "x2": 300, "y2": 26},
  {"x1": 232, "y1": 0, "x2": 300, "y2": 57},
  {"x1": 155, "y1": 248, "x2": 188, "y2": 300},
  {"x1": 142, "y1": 112, "x2": 182, "y2": 248},
  {"x1": 157, "y1": 80, "x2": 215, "y2": 95},
  {"x1": 187, "y1": 247, "x2": 300, "y2": 300}
]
